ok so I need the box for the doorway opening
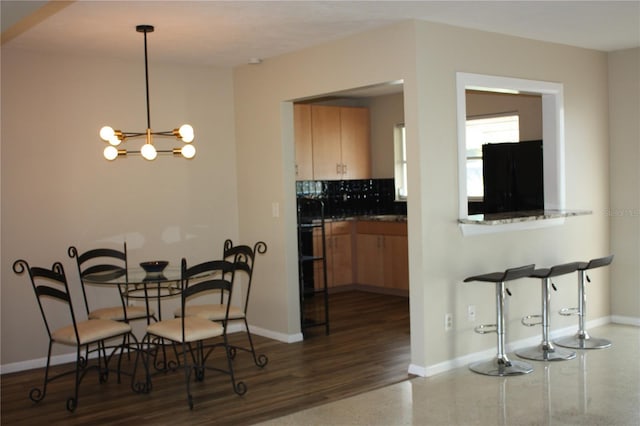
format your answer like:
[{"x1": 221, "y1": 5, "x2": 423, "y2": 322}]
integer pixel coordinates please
[{"x1": 291, "y1": 81, "x2": 411, "y2": 357}]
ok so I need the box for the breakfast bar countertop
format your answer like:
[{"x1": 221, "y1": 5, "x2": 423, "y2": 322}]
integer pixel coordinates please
[{"x1": 459, "y1": 209, "x2": 592, "y2": 225}]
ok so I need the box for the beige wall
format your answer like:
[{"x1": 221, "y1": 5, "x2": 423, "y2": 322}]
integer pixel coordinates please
[
  {"x1": 414, "y1": 21, "x2": 610, "y2": 368},
  {"x1": 2, "y1": 19, "x2": 631, "y2": 374},
  {"x1": 366, "y1": 92, "x2": 405, "y2": 178},
  {"x1": 1, "y1": 49, "x2": 239, "y2": 366},
  {"x1": 608, "y1": 47, "x2": 640, "y2": 320},
  {"x1": 233, "y1": 21, "x2": 418, "y2": 339},
  {"x1": 466, "y1": 91, "x2": 542, "y2": 141},
  {"x1": 234, "y1": 20, "x2": 613, "y2": 372}
]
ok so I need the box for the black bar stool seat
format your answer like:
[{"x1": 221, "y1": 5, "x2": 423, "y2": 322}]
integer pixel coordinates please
[
  {"x1": 555, "y1": 255, "x2": 614, "y2": 350},
  {"x1": 516, "y1": 262, "x2": 580, "y2": 361},
  {"x1": 464, "y1": 264, "x2": 536, "y2": 376}
]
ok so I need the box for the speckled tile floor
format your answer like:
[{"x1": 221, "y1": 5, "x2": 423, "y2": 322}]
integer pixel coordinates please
[{"x1": 257, "y1": 324, "x2": 639, "y2": 425}]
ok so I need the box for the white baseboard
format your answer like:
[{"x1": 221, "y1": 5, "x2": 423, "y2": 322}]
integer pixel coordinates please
[
  {"x1": 409, "y1": 316, "x2": 613, "y2": 378},
  {"x1": 611, "y1": 315, "x2": 640, "y2": 326},
  {"x1": 4, "y1": 316, "x2": 624, "y2": 376},
  {"x1": 246, "y1": 324, "x2": 303, "y2": 343}
]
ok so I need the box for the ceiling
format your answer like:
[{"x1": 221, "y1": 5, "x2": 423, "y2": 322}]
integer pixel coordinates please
[{"x1": 2, "y1": 1, "x2": 639, "y2": 70}]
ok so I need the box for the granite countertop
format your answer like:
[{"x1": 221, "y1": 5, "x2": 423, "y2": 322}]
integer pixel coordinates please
[
  {"x1": 324, "y1": 214, "x2": 407, "y2": 223},
  {"x1": 459, "y1": 209, "x2": 592, "y2": 225}
]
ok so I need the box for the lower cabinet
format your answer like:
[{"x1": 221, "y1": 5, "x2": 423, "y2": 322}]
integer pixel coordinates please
[
  {"x1": 311, "y1": 219, "x2": 408, "y2": 292},
  {"x1": 355, "y1": 221, "x2": 408, "y2": 290},
  {"x1": 314, "y1": 221, "x2": 354, "y2": 288}
]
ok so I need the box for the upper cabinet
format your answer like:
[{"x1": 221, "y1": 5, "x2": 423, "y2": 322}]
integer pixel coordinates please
[
  {"x1": 294, "y1": 104, "x2": 371, "y2": 180},
  {"x1": 337, "y1": 106, "x2": 371, "y2": 180}
]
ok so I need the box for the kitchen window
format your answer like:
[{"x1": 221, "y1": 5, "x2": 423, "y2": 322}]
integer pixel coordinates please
[
  {"x1": 466, "y1": 113, "x2": 520, "y2": 199},
  {"x1": 394, "y1": 123, "x2": 407, "y2": 200}
]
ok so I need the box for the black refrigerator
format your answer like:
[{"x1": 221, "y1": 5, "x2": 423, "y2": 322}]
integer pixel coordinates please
[{"x1": 482, "y1": 140, "x2": 544, "y2": 214}]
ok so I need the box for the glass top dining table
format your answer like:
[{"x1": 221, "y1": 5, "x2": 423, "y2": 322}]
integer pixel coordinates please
[{"x1": 83, "y1": 266, "x2": 183, "y2": 322}]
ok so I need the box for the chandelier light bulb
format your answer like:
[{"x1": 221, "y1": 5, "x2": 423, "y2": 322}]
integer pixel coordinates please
[
  {"x1": 109, "y1": 135, "x2": 121, "y2": 146},
  {"x1": 141, "y1": 143, "x2": 157, "y2": 161},
  {"x1": 178, "y1": 124, "x2": 194, "y2": 143},
  {"x1": 181, "y1": 144, "x2": 196, "y2": 159},
  {"x1": 104, "y1": 146, "x2": 119, "y2": 161},
  {"x1": 100, "y1": 126, "x2": 115, "y2": 141}
]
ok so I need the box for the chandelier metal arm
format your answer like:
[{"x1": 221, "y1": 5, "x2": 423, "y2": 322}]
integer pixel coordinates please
[{"x1": 139, "y1": 24, "x2": 153, "y2": 131}]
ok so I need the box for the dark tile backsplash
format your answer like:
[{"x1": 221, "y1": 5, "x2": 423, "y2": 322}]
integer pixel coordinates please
[{"x1": 296, "y1": 178, "x2": 406, "y2": 219}]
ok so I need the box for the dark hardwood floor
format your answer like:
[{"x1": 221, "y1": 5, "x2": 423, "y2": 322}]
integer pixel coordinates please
[{"x1": 0, "y1": 291, "x2": 411, "y2": 425}]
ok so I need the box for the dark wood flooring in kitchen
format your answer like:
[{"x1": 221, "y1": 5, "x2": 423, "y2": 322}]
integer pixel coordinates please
[{"x1": 1, "y1": 291, "x2": 411, "y2": 425}]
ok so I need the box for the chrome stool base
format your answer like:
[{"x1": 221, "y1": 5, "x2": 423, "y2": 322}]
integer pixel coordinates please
[
  {"x1": 516, "y1": 344, "x2": 576, "y2": 361},
  {"x1": 554, "y1": 334, "x2": 612, "y2": 350},
  {"x1": 470, "y1": 357, "x2": 533, "y2": 376}
]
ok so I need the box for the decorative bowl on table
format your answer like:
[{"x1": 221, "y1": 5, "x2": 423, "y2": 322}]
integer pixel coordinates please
[{"x1": 140, "y1": 261, "x2": 169, "y2": 274}]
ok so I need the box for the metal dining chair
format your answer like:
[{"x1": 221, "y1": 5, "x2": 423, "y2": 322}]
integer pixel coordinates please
[
  {"x1": 173, "y1": 240, "x2": 269, "y2": 368},
  {"x1": 221, "y1": 239, "x2": 269, "y2": 367},
  {"x1": 144, "y1": 257, "x2": 247, "y2": 409},
  {"x1": 13, "y1": 259, "x2": 138, "y2": 412},
  {"x1": 68, "y1": 243, "x2": 156, "y2": 324}
]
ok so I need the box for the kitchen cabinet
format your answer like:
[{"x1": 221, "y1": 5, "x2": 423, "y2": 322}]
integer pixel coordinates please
[
  {"x1": 314, "y1": 220, "x2": 354, "y2": 288},
  {"x1": 293, "y1": 104, "x2": 314, "y2": 180},
  {"x1": 295, "y1": 104, "x2": 371, "y2": 180},
  {"x1": 339, "y1": 106, "x2": 371, "y2": 179},
  {"x1": 355, "y1": 221, "x2": 408, "y2": 290}
]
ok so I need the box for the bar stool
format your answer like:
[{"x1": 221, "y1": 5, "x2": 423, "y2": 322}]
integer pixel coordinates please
[
  {"x1": 516, "y1": 262, "x2": 580, "y2": 361},
  {"x1": 554, "y1": 255, "x2": 614, "y2": 349},
  {"x1": 464, "y1": 264, "x2": 536, "y2": 376}
]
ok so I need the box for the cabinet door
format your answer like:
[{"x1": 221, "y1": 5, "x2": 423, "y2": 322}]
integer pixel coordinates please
[
  {"x1": 331, "y1": 233, "x2": 353, "y2": 287},
  {"x1": 311, "y1": 105, "x2": 342, "y2": 180},
  {"x1": 340, "y1": 107, "x2": 371, "y2": 179},
  {"x1": 383, "y1": 235, "x2": 409, "y2": 289},
  {"x1": 294, "y1": 104, "x2": 313, "y2": 180},
  {"x1": 356, "y1": 234, "x2": 385, "y2": 287},
  {"x1": 327, "y1": 221, "x2": 353, "y2": 288}
]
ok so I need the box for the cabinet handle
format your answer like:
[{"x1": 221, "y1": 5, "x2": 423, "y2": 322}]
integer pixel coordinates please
[
  {"x1": 295, "y1": 164, "x2": 298, "y2": 176},
  {"x1": 342, "y1": 164, "x2": 347, "y2": 175},
  {"x1": 336, "y1": 163, "x2": 341, "y2": 175}
]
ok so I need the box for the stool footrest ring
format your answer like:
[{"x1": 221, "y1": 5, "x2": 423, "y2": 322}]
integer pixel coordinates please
[
  {"x1": 474, "y1": 324, "x2": 497, "y2": 334},
  {"x1": 559, "y1": 307, "x2": 580, "y2": 316},
  {"x1": 521, "y1": 314, "x2": 542, "y2": 327}
]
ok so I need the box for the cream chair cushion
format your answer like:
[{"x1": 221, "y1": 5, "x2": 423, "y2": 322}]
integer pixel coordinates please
[
  {"x1": 174, "y1": 304, "x2": 244, "y2": 321},
  {"x1": 52, "y1": 319, "x2": 131, "y2": 346},
  {"x1": 147, "y1": 317, "x2": 223, "y2": 342},
  {"x1": 89, "y1": 305, "x2": 153, "y2": 321}
]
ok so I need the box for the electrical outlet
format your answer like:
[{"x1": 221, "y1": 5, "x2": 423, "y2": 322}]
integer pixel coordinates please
[
  {"x1": 445, "y1": 313, "x2": 453, "y2": 331},
  {"x1": 467, "y1": 305, "x2": 476, "y2": 322}
]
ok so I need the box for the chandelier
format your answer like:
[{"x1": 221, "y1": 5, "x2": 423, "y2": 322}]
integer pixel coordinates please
[{"x1": 100, "y1": 25, "x2": 195, "y2": 161}]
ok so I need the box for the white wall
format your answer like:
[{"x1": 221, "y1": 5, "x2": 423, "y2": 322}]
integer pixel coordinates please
[
  {"x1": 1, "y1": 49, "x2": 239, "y2": 367},
  {"x1": 233, "y1": 20, "x2": 613, "y2": 373},
  {"x1": 608, "y1": 47, "x2": 640, "y2": 321}
]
